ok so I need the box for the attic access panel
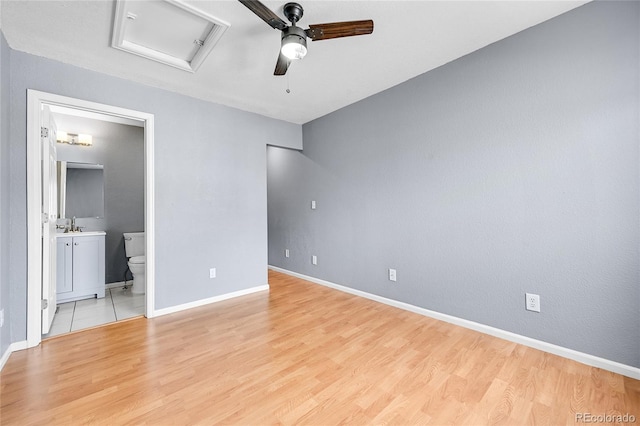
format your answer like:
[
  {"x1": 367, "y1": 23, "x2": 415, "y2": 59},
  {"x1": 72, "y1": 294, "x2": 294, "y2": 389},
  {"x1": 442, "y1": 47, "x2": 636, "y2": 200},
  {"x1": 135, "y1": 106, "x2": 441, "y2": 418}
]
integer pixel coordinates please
[{"x1": 112, "y1": 0, "x2": 230, "y2": 72}]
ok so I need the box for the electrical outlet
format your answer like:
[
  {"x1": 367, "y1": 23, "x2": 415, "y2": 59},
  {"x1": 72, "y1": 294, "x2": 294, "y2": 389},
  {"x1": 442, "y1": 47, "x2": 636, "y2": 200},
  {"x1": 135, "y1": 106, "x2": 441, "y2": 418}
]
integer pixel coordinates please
[
  {"x1": 0, "y1": 309, "x2": 4, "y2": 328},
  {"x1": 285, "y1": 249, "x2": 290, "y2": 258},
  {"x1": 209, "y1": 268, "x2": 216, "y2": 279},
  {"x1": 312, "y1": 255, "x2": 317, "y2": 265},
  {"x1": 388, "y1": 268, "x2": 397, "y2": 282},
  {"x1": 311, "y1": 200, "x2": 316, "y2": 210},
  {"x1": 525, "y1": 293, "x2": 540, "y2": 312}
]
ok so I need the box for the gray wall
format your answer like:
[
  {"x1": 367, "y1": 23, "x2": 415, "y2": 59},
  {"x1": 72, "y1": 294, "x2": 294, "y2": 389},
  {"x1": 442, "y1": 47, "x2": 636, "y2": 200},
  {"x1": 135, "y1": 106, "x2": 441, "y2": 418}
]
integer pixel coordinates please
[
  {"x1": 1, "y1": 32, "x2": 11, "y2": 357},
  {"x1": 268, "y1": 1, "x2": 640, "y2": 368},
  {"x1": 54, "y1": 116, "x2": 144, "y2": 284},
  {"x1": 8, "y1": 48, "x2": 301, "y2": 342}
]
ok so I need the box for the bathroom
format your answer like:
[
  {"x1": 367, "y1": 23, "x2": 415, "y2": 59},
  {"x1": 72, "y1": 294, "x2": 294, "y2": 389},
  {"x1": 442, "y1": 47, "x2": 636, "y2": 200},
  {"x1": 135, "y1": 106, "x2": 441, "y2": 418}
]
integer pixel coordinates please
[{"x1": 44, "y1": 107, "x2": 145, "y2": 337}]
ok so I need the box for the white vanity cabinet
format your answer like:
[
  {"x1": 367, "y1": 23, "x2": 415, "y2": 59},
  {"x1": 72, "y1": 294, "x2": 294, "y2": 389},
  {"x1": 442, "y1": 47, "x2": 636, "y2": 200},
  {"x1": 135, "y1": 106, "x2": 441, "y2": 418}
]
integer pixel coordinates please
[{"x1": 56, "y1": 232, "x2": 106, "y2": 303}]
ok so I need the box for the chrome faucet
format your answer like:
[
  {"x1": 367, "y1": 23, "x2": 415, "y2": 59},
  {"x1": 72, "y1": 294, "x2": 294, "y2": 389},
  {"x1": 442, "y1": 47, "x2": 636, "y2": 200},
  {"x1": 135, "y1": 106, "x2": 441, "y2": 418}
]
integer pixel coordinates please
[{"x1": 71, "y1": 216, "x2": 77, "y2": 232}]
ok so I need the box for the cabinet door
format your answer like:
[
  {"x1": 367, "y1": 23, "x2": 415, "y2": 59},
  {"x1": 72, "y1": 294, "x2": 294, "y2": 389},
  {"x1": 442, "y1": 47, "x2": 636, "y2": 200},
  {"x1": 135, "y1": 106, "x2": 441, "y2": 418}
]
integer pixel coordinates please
[
  {"x1": 72, "y1": 236, "x2": 105, "y2": 290},
  {"x1": 56, "y1": 237, "x2": 73, "y2": 294}
]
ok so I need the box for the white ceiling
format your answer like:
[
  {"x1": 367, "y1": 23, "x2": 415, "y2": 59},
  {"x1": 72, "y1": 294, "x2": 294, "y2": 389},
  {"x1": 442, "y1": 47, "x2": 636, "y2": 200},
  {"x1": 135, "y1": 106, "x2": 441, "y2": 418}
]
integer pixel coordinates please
[{"x1": 1, "y1": 1, "x2": 588, "y2": 124}]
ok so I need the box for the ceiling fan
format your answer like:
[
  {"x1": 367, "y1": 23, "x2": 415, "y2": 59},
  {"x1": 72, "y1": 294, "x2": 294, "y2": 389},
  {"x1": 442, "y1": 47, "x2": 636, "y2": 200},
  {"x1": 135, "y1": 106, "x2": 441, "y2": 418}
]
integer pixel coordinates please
[{"x1": 238, "y1": 0, "x2": 374, "y2": 76}]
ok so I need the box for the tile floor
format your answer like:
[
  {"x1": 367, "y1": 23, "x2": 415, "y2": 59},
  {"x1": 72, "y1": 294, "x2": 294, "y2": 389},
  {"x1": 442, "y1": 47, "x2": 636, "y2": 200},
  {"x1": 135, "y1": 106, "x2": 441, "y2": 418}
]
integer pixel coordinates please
[{"x1": 43, "y1": 286, "x2": 145, "y2": 338}]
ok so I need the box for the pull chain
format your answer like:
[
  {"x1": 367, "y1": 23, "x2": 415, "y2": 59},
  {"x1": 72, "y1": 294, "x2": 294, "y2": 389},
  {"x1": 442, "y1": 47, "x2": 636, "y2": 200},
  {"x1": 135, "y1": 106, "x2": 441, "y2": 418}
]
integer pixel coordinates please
[{"x1": 286, "y1": 74, "x2": 291, "y2": 94}]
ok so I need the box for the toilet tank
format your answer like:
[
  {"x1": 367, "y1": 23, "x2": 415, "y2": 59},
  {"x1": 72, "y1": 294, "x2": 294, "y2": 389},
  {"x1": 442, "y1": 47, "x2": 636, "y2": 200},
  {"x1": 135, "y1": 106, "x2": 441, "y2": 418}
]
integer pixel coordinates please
[{"x1": 123, "y1": 232, "x2": 145, "y2": 258}]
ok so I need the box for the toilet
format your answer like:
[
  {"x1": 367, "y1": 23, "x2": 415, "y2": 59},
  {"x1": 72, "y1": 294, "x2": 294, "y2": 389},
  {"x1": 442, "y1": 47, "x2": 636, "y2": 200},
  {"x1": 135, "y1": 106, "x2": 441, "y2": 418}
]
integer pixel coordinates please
[{"x1": 123, "y1": 232, "x2": 145, "y2": 294}]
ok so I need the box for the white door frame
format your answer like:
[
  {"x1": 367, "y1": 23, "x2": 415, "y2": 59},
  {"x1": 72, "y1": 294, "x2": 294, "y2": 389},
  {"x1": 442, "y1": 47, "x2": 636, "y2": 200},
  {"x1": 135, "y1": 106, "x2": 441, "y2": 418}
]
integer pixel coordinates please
[{"x1": 26, "y1": 90, "x2": 156, "y2": 348}]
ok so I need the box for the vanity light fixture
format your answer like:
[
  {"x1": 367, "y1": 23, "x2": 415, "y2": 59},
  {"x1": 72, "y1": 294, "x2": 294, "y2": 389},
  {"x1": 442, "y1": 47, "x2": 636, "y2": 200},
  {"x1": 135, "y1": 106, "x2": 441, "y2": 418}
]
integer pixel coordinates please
[
  {"x1": 56, "y1": 131, "x2": 68, "y2": 143},
  {"x1": 78, "y1": 134, "x2": 93, "y2": 146},
  {"x1": 56, "y1": 130, "x2": 93, "y2": 146}
]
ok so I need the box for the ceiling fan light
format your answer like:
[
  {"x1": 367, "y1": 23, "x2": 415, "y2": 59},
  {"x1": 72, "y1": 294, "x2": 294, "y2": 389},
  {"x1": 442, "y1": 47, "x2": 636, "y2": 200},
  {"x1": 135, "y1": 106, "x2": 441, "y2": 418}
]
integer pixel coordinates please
[{"x1": 281, "y1": 33, "x2": 307, "y2": 60}]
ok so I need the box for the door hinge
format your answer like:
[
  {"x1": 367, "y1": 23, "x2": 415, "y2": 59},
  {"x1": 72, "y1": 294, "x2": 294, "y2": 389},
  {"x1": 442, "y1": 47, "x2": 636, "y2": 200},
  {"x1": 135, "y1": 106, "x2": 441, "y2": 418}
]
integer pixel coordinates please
[
  {"x1": 40, "y1": 127, "x2": 49, "y2": 138},
  {"x1": 41, "y1": 299, "x2": 48, "y2": 310}
]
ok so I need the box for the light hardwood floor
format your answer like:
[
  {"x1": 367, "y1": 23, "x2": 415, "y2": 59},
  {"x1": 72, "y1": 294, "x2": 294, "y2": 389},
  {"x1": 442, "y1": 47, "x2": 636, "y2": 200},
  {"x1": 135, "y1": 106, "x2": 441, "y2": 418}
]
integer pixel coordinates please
[{"x1": 2, "y1": 270, "x2": 639, "y2": 425}]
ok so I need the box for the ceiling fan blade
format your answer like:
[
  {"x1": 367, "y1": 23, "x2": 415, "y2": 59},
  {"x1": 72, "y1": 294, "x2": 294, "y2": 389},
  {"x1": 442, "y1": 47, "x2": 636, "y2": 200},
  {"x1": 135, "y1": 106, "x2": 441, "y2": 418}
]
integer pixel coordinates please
[
  {"x1": 274, "y1": 52, "x2": 291, "y2": 76},
  {"x1": 238, "y1": 0, "x2": 288, "y2": 31},
  {"x1": 305, "y1": 20, "x2": 374, "y2": 41}
]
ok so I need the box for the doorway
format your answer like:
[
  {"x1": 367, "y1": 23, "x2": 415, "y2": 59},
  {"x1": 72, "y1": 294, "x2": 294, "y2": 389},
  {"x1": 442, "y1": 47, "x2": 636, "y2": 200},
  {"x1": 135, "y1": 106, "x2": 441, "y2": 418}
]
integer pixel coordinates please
[{"x1": 26, "y1": 90, "x2": 156, "y2": 348}]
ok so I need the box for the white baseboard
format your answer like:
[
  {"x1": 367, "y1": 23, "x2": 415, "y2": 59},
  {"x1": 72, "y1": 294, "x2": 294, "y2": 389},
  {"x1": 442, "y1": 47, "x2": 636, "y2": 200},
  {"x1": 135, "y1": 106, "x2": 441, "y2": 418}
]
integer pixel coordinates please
[
  {"x1": 0, "y1": 345, "x2": 11, "y2": 371},
  {"x1": 269, "y1": 265, "x2": 640, "y2": 380},
  {"x1": 153, "y1": 285, "x2": 270, "y2": 317},
  {"x1": 0, "y1": 340, "x2": 28, "y2": 372}
]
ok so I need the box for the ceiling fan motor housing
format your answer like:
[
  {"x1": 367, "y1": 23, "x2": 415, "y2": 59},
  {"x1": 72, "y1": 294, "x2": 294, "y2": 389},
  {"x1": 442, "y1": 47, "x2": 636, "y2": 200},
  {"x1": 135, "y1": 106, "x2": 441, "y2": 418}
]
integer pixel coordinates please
[{"x1": 283, "y1": 2, "x2": 304, "y2": 24}]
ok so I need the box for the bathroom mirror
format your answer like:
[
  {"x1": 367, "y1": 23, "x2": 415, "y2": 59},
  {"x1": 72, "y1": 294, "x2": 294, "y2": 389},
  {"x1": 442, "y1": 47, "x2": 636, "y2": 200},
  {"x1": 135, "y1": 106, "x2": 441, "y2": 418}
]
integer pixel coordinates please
[{"x1": 57, "y1": 161, "x2": 105, "y2": 219}]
